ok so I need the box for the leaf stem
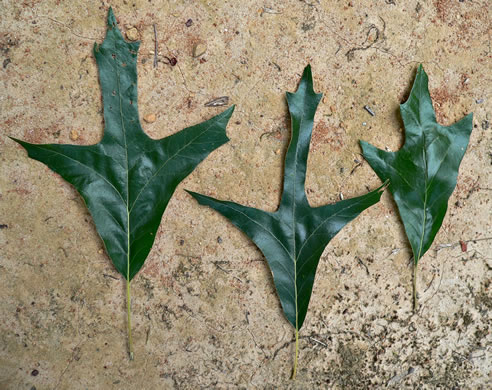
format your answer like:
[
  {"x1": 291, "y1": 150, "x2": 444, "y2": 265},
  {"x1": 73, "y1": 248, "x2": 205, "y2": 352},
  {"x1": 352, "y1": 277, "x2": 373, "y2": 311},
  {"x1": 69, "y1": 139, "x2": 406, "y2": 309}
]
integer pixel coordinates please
[
  {"x1": 413, "y1": 262, "x2": 418, "y2": 312},
  {"x1": 291, "y1": 328, "x2": 299, "y2": 380},
  {"x1": 127, "y1": 278, "x2": 134, "y2": 360}
]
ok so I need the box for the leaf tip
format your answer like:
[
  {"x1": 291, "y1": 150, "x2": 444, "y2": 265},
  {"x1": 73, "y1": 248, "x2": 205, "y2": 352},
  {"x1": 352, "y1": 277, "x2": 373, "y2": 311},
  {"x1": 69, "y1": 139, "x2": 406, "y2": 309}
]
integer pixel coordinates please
[
  {"x1": 415, "y1": 63, "x2": 429, "y2": 84},
  {"x1": 359, "y1": 139, "x2": 378, "y2": 157},
  {"x1": 105, "y1": 6, "x2": 126, "y2": 43},
  {"x1": 224, "y1": 104, "x2": 236, "y2": 117},
  {"x1": 9, "y1": 136, "x2": 25, "y2": 148},
  {"x1": 399, "y1": 64, "x2": 432, "y2": 118},
  {"x1": 379, "y1": 179, "x2": 390, "y2": 193},
  {"x1": 213, "y1": 105, "x2": 235, "y2": 140},
  {"x1": 184, "y1": 189, "x2": 198, "y2": 199},
  {"x1": 185, "y1": 190, "x2": 209, "y2": 206},
  {"x1": 107, "y1": 7, "x2": 116, "y2": 27},
  {"x1": 301, "y1": 65, "x2": 312, "y2": 84},
  {"x1": 300, "y1": 64, "x2": 321, "y2": 97},
  {"x1": 453, "y1": 111, "x2": 474, "y2": 137},
  {"x1": 287, "y1": 64, "x2": 322, "y2": 107}
]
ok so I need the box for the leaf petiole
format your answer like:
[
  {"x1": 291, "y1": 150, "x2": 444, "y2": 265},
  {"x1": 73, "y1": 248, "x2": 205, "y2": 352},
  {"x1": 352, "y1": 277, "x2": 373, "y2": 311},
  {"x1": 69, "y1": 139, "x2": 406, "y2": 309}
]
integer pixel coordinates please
[
  {"x1": 291, "y1": 328, "x2": 299, "y2": 380},
  {"x1": 127, "y1": 278, "x2": 134, "y2": 360},
  {"x1": 413, "y1": 261, "x2": 418, "y2": 313}
]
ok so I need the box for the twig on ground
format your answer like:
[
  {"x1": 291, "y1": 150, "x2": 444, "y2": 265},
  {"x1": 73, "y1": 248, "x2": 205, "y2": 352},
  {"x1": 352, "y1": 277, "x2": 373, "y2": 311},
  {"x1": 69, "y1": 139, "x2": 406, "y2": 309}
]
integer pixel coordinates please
[{"x1": 153, "y1": 24, "x2": 158, "y2": 68}]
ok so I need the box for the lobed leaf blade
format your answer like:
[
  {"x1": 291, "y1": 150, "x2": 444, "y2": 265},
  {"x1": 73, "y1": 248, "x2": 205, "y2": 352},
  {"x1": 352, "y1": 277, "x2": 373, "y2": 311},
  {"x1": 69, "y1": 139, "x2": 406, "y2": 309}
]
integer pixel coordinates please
[
  {"x1": 361, "y1": 65, "x2": 473, "y2": 265},
  {"x1": 11, "y1": 7, "x2": 234, "y2": 282},
  {"x1": 189, "y1": 65, "x2": 384, "y2": 331}
]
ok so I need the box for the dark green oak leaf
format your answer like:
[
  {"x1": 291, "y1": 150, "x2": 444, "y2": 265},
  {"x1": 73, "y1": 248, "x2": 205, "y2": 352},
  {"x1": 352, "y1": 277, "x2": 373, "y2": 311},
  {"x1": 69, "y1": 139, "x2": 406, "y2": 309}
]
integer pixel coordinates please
[
  {"x1": 187, "y1": 65, "x2": 384, "y2": 377},
  {"x1": 11, "y1": 8, "x2": 234, "y2": 358},
  {"x1": 360, "y1": 65, "x2": 473, "y2": 310}
]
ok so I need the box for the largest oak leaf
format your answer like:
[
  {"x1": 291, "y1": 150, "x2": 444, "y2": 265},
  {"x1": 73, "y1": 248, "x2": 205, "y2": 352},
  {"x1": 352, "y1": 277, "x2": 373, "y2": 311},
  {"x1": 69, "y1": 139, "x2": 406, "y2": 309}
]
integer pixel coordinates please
[{"x1": 11, "y1": 8, "x2": 234, "y2": 358}]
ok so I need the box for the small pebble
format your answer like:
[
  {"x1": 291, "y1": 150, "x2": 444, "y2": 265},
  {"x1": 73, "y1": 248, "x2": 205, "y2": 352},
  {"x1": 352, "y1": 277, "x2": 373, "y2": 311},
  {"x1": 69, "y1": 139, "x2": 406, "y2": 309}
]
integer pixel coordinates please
[
  {"x1": 192, "y1": 42, "x2": 207, "y2": 58},
  {"x1": 482, "y1": 120, "x2": 489, "y2": 130},
  {"x1": 475, "y1": 98, "x2": 484, "y2": 104},
  {"x1": 217, "y1": 236, "x2": 222, "y2": 244},
  {"x1": 185, "y1": 19, "x2": 193, "y2": 27},
  {"x1": 362, "y1": 122, "x2": 367, "y2": 126},
  {"x1": 144, "y1": 113, "x2": 156, "y2": 123},
  {"x1": 126, "y1": 27, "x2": 139, "y2": 41},
  {"x1": 70, "y1": 130, "x2": 79, "y2": 141},
  {"x1": 460, "y1": 240, "x2": 467, "y2": 252},
  {"x1": 31, "y1": 369, "x2": 39, "y2": 377}
]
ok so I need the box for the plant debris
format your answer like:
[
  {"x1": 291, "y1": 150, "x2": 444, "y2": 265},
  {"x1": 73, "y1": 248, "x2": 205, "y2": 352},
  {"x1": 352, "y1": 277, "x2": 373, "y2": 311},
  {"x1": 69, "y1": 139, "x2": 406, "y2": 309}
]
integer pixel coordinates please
[
  {"x1": 205, "y1": 96, "x2": 229, "y2": 107},
  {"x1": 363, "y1": 105, "x2": 375, "y2": 116},
  {"x1": 153, "y1": 24, "x2": 158, "y2": 68}
]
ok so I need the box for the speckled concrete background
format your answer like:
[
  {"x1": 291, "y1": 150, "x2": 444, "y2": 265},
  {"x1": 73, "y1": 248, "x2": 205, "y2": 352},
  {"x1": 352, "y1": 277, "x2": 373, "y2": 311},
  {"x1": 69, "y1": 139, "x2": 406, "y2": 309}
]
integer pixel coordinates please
[{"x1": 1, "y1": 0, "x2": 490, "y2": 389}]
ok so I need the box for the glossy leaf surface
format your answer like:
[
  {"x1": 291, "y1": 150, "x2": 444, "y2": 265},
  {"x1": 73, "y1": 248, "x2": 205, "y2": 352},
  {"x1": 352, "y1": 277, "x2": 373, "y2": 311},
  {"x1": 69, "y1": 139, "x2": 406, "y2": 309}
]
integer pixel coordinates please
[
  {"x1": 361, "y1": 65, "x2": 473, "y2": 265},
  {"x1": 11, "y1": 8, "x2": 234, "y2": 281},
  {"x1": 188, "y1": 66, "x2": 383, "y2": 331}
]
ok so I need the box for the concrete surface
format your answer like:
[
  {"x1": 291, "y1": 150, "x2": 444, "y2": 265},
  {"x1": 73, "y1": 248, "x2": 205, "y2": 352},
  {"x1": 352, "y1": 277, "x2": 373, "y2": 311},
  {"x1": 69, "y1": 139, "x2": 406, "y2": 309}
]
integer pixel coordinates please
[{"x1": 1, "y1": 0, "x2": 490, "y2": 389}]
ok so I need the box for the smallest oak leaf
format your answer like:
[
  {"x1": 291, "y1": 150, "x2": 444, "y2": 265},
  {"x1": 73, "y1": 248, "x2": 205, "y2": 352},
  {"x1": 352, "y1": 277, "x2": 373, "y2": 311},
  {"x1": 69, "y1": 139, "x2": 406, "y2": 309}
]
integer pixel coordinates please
[{"x1": 361, "y1": 65, "x2": 473, "y2": 267}]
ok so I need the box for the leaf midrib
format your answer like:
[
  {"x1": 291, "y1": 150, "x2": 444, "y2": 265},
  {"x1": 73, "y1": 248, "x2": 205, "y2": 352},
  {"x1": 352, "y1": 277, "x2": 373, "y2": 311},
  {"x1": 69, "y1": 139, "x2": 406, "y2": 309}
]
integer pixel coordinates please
[
  {"x1": 292, "y1": 112, "x2": 303, "y2": 333},
  {"x1": 416, "y1": 132, "x2": 428, "y2": 263},
  {"x1": 110, "y1": 37, "x2": 132, "y2": 280},
  {"x1": 402, "y1": 87, "x2": 454, "y2": 262},
  {"x1": 410, "y1": 124, "x2": 453, "y2": 263}
]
